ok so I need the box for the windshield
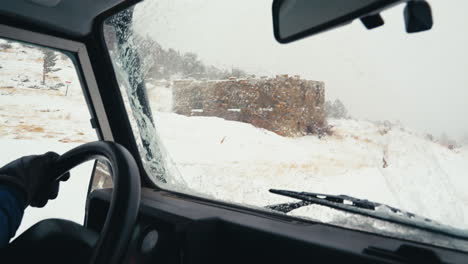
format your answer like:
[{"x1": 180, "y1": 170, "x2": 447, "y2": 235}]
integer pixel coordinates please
[{"x1": 104, "y1": 0, "x2": 468, "y2": 249}]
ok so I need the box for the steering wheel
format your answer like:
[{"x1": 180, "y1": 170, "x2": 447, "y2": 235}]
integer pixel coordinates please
[
  {"x1": 5, "y1": 141, "x2": 141, "y2": 264},
  {"x1": 56, "y1": 141, "x2": 141, "y2": 263}
]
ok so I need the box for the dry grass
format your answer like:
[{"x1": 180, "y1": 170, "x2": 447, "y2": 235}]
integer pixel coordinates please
[
  {"x1": 46, "y1": 76, "x2": 61, "y2": 82},
  {"x1": 0, "y1": 87, "x2": 62, "y2": 96},
  {"x1": 275, "y1": 159, "x2": 371, "y2": 175},
  {"x1": 345, "y1": 134, "x2": 376, "y2": 145},
  {"x1": 13, "y1": 135, "x2": 34, "y2": 140},
  {"x1": 331, "y1": 133, "x2": 344, "y2": 140},
  {"x1": 59, "y1": 137, "x2": 87, "y2": 143},
  {"x1": 0, "y1": 49, "x2": 15, "y2": 53},
  {"x1": 15, "y1": 124, "x2": 45, "y2": 133}
]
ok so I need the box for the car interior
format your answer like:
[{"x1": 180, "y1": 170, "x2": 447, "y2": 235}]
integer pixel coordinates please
[{"x1": 1, "y1": 0, "x2": 467, "y2": 263}]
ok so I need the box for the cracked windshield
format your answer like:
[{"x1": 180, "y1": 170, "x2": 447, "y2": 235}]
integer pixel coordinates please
[{"x1": 105, "y1": 0, "x2": 468, "y2": 241}]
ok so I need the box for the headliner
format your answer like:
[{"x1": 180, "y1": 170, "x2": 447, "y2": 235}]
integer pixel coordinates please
[{"x1": 0, "y1": 0, "x2": 136, "y2": 38}]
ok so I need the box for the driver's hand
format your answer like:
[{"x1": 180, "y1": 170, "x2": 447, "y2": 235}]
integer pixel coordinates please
[{"x1": 0, "y1": 152, "x2": 70, "y2": 208}]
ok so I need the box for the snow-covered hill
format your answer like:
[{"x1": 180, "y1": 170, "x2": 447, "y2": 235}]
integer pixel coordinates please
[
  {"x1": 153, "y1": 112, "x2": 468, "y2": 230},
  {"x1": 1, "y1": 39, "x2": 96, "y2": 235},
  {"x1": 0, "y1": 39, "x2": 95, "y2": 143},
  {"x1": 2, "y1": 39, "x2": 468, "y2": 237}
]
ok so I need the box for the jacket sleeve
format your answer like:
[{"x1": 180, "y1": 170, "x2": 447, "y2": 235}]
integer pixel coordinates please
[{"x1": 0, "y1": 185, "x2": 25, "y2": 248}]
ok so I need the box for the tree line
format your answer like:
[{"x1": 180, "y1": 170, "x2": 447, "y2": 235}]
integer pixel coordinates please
[{"x1": 133, "y1": 34, "x2": 248, "y2": 81}]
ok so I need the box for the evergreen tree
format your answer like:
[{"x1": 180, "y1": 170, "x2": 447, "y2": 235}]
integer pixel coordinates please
[
  {"x1": 42, "y1": 49, "x2": 57, "y2": 85},
  {"x1": 325, "y1": 99, "x2": 348, "y2": 119},
  {"x1": 333, "y1": 99, "x2": 348, "y2": 119},
  {"x1": 231, "y1": 67, "x2": 248, "y2": 78},
  {"x1": 324, "y1": 100, "x2": 334, "y2": 118},
  {"x1": 462, "y1": 133, "x2": 468, "y2": 145},
  {"x1": 131, "y1": 33, "x2": 248, "y2": 81},
  {"x1": 439, "y1": 133, "x2": 449, "y2": 146}
]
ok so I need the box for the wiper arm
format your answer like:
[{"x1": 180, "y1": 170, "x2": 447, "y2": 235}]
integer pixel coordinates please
[
  {"x1": 267, "y1": 189, "x2": 414, "y2": 217},
  {"x1": 267, "y1": 189, "x2": 468, "y2": 240}
]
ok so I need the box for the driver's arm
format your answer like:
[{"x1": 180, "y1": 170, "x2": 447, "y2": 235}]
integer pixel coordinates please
[
  {"x1": 0, "y1": 152, "x2": 69, "y2": 247},
  {"x1": 0, "y1": 186, "x2": 24, "y2": 247}
]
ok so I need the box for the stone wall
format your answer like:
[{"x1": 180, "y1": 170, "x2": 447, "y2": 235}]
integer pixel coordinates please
[{"x1": 172, "y1": 75, "x2": 326, "y2": 137}]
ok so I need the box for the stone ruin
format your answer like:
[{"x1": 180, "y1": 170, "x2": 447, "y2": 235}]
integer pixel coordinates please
[{"x1": 172, "y1": 75, "x2": 327, "y2": 137}]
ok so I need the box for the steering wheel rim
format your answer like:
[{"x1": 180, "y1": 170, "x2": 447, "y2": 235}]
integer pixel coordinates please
[{"x1": 54, "y1": 141, "x2": 141, "y2": 264}]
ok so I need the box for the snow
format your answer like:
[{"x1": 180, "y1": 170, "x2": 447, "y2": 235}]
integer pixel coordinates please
[
  {"x1": 152, "y1": 112, "x2": 468, "y2": 231},
  {"x1": 140, "y1": 53, "x2": 468, "y2": 234},
  {"x1": 148, "y1": 111, "x2": 468, "y2": 249},
  {"x1": 1, "y1": 40, "x2": 97, "y2": 238},
  {"x1": 2, "y1": 38, "x2": 468, "y2": 250}
]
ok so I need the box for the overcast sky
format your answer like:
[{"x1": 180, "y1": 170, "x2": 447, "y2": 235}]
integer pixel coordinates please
[{"x1": 134, "y1": 0, "x2": 468, "y2": 140}]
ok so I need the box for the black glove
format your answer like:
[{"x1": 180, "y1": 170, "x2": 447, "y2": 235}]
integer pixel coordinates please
[{"x1": 0, "y1": 152, "x2": 70, "y2": 208}]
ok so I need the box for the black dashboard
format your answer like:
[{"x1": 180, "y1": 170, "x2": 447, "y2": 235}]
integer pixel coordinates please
[{"x1": 86, "y1": 188, "x2": 468, "y2": 263}]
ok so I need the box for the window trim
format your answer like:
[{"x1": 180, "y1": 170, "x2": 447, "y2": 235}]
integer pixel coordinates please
[{"x1": 0, "y1": 26, "x2": 112, "y2": 224}]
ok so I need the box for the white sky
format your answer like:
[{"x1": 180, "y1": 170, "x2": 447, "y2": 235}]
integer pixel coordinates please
[{"x1": 134, "y1": 0, "x2": 468, "y2": 140}]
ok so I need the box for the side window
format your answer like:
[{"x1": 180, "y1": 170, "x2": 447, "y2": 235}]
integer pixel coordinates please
[{"x1": 0, "y1": 38, "x2": 98, "y2": 234}]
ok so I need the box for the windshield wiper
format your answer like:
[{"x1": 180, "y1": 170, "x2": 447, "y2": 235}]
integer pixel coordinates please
[
  {"x1": 267, "y1": 189, "x2": 416, "y2": 217},
  {"x1": 267, "y1": 189, "x2": 468, "y2": 240}
]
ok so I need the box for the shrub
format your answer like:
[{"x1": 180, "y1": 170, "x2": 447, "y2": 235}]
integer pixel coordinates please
[
  {"x1": 325, "y1": 99, "x2": 349, "y2": 119},
  {"x1": 0, "y1": 43, "x2": 13, "y2": 49}
]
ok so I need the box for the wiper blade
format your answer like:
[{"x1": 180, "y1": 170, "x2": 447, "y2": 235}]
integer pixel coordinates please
[
  {"x1": 267, "y1": 189, "x2": 415, "y2": 217},
  {"x1": 267, "y1": 189, "x2": 468, "y2": 240}
]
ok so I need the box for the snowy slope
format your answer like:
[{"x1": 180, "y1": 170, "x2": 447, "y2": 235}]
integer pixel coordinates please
[
  {"x1": 0, "y1": 40, "x2": 77, "y2": 91},
  {"x1": 1, "y1": 40, "x2": 96, "y2": 236},
  {"x1": 2, "y1": 39, "x2": 468, "y2": 240},
  {"x1": 0, "y1": 39, "x2": 95, "y2": 143},
  {"x1": 153, "y1": 112, "x2": 468, "y2": 230},
  {"x1": 144, "y1": 73, "x2": 468, "y2": 231}
]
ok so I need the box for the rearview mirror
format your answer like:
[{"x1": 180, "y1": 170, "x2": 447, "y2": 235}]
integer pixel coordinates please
[{"x1": 272, "y1": 0, "x2": 433, "y2": 44}]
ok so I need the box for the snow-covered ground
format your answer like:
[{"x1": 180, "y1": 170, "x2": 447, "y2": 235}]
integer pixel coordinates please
[
  {"x1": 1, "y1": 40, "x2": 96, "y2": 236},
  {"x1": 146, "y1": 82, "x2": 468, "y2": 231},
  {"x1": 146, "y1": 83, "x2": 468, "y2": 233},
  {"x1": 152, "y1": 112, "x2": 468, "y2": 230},
  {"x1": 2, "y1": 39, "x2": 468, "y2": 246}
]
